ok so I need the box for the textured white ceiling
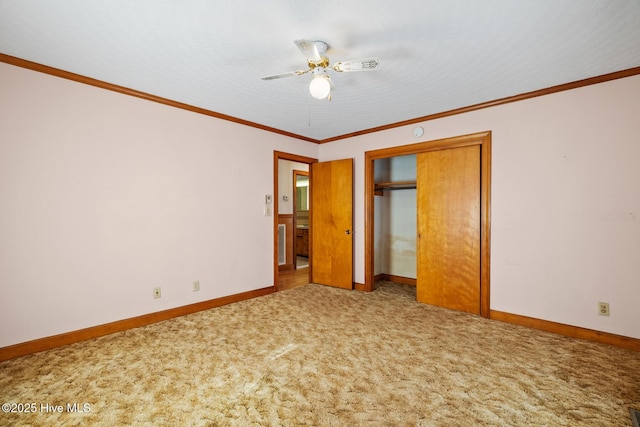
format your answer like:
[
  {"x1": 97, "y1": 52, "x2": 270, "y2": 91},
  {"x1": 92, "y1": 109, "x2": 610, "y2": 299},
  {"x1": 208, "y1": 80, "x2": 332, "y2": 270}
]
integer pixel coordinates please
[{"x1": 1, "y1": 0, "x2": 639, "y2": 141}]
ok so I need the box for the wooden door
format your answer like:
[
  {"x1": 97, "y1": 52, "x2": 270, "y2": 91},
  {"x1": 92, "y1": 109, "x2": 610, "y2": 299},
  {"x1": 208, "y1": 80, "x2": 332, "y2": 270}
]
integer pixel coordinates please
[
  {"x1": 311, "y1": 158, "x2": 353, "y2": 289},
  {"x1": 416, "y1": 145, "x2": 481, "y2": 314}
]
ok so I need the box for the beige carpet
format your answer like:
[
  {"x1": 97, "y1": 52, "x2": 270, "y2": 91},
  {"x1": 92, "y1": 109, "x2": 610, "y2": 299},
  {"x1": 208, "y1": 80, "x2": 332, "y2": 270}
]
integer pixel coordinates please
[{"x1": 1, "y1": 281, "x2": 639, "y2": 426}]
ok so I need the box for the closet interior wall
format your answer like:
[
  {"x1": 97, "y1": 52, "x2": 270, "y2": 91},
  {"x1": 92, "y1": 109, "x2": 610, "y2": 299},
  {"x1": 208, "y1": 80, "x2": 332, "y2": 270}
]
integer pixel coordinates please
[{"x1": 373, "y1": 155, "x2": 417, "y2": 282}]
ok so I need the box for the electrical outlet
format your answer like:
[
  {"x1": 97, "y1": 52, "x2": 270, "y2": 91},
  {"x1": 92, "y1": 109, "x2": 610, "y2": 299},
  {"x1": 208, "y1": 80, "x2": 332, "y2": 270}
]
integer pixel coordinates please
[
  {"x1": 598, "y1": 302, "x2": 609, "y2": 316},
  {"x1": 193, "y1": 280, "x2": 200, "y2": 292},
  {"x1": 153, "y1": 287, "x2": 161, "y2": 299}
]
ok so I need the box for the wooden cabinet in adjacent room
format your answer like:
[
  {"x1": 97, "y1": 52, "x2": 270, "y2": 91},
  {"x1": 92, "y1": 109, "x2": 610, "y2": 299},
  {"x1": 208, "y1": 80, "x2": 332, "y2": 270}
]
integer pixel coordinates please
[{"x1": 296, "y1": 227, "x2": 309, "y2": 257}]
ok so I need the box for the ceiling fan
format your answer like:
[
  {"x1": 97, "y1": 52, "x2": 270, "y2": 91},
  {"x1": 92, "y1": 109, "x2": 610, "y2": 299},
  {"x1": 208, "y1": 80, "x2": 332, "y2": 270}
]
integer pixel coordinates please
[{"x1": 261, "y1": 39, "x2": 381, "y2": 100}]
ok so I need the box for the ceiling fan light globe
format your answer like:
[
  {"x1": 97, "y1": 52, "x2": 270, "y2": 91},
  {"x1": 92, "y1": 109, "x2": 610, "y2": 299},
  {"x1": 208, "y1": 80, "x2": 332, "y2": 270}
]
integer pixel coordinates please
[{"x1": 309, "y1": 76, "x2": 331, "y2": 99}]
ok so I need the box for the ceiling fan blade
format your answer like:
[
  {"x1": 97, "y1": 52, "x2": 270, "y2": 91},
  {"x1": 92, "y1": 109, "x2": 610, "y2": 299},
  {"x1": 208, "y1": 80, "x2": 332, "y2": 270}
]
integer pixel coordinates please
[
  {"x1": 328, "y1": 75, "x2": 335, "y2": 90},
  {"x1": 261, "y1": 69, "x2": 308, "y2": 80},
  {"x1": 333, "y1": 57, "x2": 381, "y2": 72},
  {"x1": 294, "y1": 39, "x2": 321, "y2": 62}
]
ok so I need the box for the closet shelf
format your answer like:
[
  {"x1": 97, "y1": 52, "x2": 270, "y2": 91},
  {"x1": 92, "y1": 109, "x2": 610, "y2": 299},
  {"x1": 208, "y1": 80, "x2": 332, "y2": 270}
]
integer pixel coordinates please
[{"x1": 374, "y1": 181, "x2": 417, "y2": 195}]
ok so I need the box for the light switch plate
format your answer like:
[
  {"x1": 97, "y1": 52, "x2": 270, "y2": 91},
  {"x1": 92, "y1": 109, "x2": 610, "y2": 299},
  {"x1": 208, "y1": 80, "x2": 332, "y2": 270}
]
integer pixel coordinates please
[{"x1": 265, "y1": 195, "x2": 273, "y2": 204}]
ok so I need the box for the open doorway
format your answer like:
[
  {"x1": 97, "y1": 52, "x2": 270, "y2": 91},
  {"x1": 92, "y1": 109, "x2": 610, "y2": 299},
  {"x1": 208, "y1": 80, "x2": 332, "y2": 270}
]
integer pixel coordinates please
[
  {"x1": 293, "y1": 170, "x2": 309, "y2": 269},
  {"x1": 273, "y1": 151, "x2": 317, "y2": 291}
]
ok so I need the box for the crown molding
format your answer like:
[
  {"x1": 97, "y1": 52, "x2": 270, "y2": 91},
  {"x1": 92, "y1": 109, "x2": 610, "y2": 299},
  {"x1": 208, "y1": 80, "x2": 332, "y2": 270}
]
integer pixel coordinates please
[{"x1": 2, "y1": 53, "x2": 639, "y2": 145}]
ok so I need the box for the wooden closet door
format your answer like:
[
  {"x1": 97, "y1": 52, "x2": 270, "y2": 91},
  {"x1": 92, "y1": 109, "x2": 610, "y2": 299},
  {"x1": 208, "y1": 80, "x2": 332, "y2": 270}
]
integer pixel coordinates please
[{"x1": 416, "y1": 145, "x2": 481, "y2": 314}]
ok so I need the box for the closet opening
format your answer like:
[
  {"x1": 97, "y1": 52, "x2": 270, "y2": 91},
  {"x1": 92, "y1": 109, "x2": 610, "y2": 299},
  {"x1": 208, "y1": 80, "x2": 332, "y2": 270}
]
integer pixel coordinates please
[
  {"x1": 373, "y1": 155, "x2": 418, "y2": 291},
  {"x1": 364, "y1": 131, "x2": 492, "y2": 317}
]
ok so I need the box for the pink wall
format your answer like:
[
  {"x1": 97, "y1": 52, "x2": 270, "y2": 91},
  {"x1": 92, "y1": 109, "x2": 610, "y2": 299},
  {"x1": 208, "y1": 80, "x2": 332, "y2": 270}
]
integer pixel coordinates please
[
  {"x1": 319, "y1": 74, "x2": 640, "y2": 339},
  {"x1": 0, "y1": 63, "x2": 318, "y2": 347},
  {"x1": 2, "y1": 61, "x2": 638, "y2": 347}
]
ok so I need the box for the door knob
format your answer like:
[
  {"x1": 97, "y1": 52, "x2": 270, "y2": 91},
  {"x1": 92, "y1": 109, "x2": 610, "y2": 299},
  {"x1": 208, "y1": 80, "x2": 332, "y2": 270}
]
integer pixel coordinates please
[{"x1": 345, "y1": 230, "x2": 351, "y2": 235}]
